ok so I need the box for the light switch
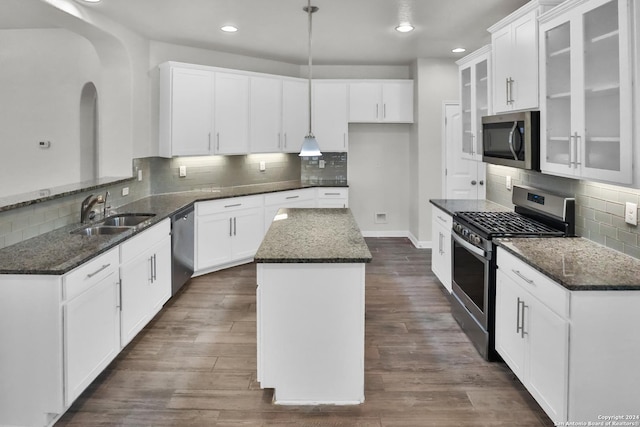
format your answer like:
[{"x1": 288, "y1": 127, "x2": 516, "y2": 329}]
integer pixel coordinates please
[
  {"x1": 260, "y1": 161, "x2": 266, "y2": 171},
  {"x1": 625, "y1": 202, "x2": 637, "y2": 225},
  {"x1": 506, "y1": 175, "x2": 512, "y2": 190},
  {"x1": 179, "y1": 165, "x2": 187, "y2": 177}
]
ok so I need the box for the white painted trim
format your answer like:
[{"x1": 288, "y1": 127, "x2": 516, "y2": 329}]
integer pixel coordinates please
[
  {"x1": 408, "y1": 231, "x2": 430, "y2": 249},
  {"x1": 455, "y1": 44, "x2": 492, "y2": 66},
  {"x1": 361, "y1": 230, "x2": 409, "y2": 238},
  {"x1": 441, "y1": 101, "x2": 460, "y2": 198}
]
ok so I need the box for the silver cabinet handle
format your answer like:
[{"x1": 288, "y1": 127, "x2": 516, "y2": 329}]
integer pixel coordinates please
[
  {"x1": 512, "y1": 269, "x2": 534, "y2": 285},
  {"x1": 117, "y1": 279, "x2": 122, "y2": 311},
  {"x1": 152, "y1": 254, "x2": 157, "y2": 282},
  {"x1": 376, "y1": 104, "x2": 379, "y2": 119},
  {"x1": 286, "y1": 195, "x2": 299, "y2": 200},
  {"x1": 208, "y1": 132, "x2": 212, "y2": 152},
  {"x1": 383, "y1": 103, "x2": 386, "y2": 119},
  {"x1": 506, "y1": 77, "x2": 515, "y2": 104},
  {"x1": 233, "y1": 217, "x2": 237, "y2": 236},
  {"x1": 284, "y1": 133, "x2": 287, "y2": 149},
  {"x1": 224, "y1": 203, "x2": 242, "y2": 208},
  {"x1": 568, "y1": 133, "x2": 574, "y2": 168},
  {"x1": 216, "y1": 132, "x2": 220, "y2": 151},
  {"x1": 86, "y1": 264, "x2": 110, "y2": 279},
  {"x1": 148, "y1": 257, "x2": 153, "y2": 283},
  {"x1": 505, "y1": 78, "x2": 510, "y2": 105},
  {"x1": 516, "y1": 297, "x2": 528, "y2": 338},
  {"x1": 324, "y1": 192, "x2": 341, "y2": 196},
  {"x1": 574, "y1": 132, "x2": 582, "y2": 167},
  {"x1": 229, "y1": 217, "x2": 233, "y2": 237}
]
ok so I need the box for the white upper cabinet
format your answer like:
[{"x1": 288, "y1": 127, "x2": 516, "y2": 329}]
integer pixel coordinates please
[
  {"x1": 457, "y1": 45, "x2": 491, "y2": 161},
  {"x1": 159, "y1": 65, "x2": 214, "y2": 157},
  {"x1": 250, "y1": 76, "x2": 283, "y2": 153},
  {"x1": 214, "y1": 72, "x2": 250, "y2": 155},
  {"x1": 313, "y1": 81, "x2": 349, "y2": 152},
  {"x1": 489, "y1": 1, "x2": 562, "y2": 113},
  {"x1": 282, "y1": 79, "x2": 309, "y2": 153},
  {"x1": 348, "y1": 81, "x2": 414, "y2": 123},
  {"x1": 539, "y1": 0, "x2": 632, "y2": 184}
]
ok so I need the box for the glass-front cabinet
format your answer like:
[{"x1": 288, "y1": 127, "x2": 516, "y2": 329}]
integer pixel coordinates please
[
  {"x1": 457, "y1": 45, "x2": 491, "y2": 161},
  {"x1": 539, "y1": 0, "x2": 632, "y2": 184}
]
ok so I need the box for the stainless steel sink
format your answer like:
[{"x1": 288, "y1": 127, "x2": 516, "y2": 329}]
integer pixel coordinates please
[
  {"x1": 100, "y1": 213, "x2": 155, "y2": 227},
  {"x1": 70, "y1": 226, "x2": 133, "y2": 236}
]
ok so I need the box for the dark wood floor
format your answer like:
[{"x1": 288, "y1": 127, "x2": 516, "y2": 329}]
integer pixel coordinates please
[{"x1": 57, "y1": 237, "x2": 553, "y2": 426}]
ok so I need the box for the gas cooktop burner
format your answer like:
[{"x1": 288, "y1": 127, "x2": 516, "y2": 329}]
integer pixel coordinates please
[{"x1": 455, "y1": 211, "x2": 564, "y2": 237}]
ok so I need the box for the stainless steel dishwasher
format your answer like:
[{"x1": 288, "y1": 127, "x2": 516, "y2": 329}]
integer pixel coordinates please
[{"x1": 171, "y1": 205, "x2": 194, "y2": 295}]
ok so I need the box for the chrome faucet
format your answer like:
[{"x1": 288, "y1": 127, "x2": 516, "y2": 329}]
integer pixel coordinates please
[{"x1": 80, "y1": 194, "x2": 102, "y2": 224}]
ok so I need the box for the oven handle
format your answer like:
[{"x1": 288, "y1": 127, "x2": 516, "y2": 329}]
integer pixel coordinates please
[{"x1": 451, "y1": 232, "x2": 485, "y2": 258}]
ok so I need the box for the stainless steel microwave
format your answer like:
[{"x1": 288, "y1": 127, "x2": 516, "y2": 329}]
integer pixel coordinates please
[{"x1": 482, "y1": 111, "x2": 540, "y2": 170}]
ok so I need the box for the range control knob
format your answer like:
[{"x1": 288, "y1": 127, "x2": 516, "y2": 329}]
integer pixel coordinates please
[{"x1": 472, "y1": 235, "x2": 482, "y2": 245}]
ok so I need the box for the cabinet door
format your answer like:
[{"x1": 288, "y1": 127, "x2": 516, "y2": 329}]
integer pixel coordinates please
[
  {"x1": 527, "y1": 297, "x2": 569, "y2": 423},
  {"x1": 492, "y1": 25, "x2": 513, "y2": 113},
  {"x1": 430, "y1": 206, "x2": 452, "y2": 292},
  {"x1": 64, "y1": 269, "x2": 119, "y2": 405},
  {"x1": 250, "y1": 76, "x2": 282, "y2": 153},
  {"x1": 168, "y1": 67, "x2": 213, "y2": 156},
  {"x1": 120, "y1": 250, "x2": 153, "y2": 347},
  {"x1": 196, "y1": 213, "x2": 233, "y2": 270},
  {"x1": 313, "y1": 81, "x2": 348, "y2": 152},
  {"x1": 495, "y1": 270, "x2": 526, "y2": 378},
  {"x1": 282, "y1": 79, "x2": 308, "y2": 153},
  {"x1": 578, "y1": 0, "x2": 632, "y2": 184},
  {"x1": 382, "y1": 82, "x2": 413, "y2": 123},
  {"x1": 510, "y1": 12, "x2": 539, "y2": 110},
  {"x1": 460, "y1": 65, "x2": 475, "y2": 159},
  {"x1": 149, "y1": 236, "x2": 172, "y2": 316},
  {"x1": 232, "y1": 207, "x2": 265, "y2": 260},
  {"x1": 349, "y1": 82, "x2": 380, "y2": 122},
  {"x1": 214, "y1": 72, "x2": 249, "y2": 154}
]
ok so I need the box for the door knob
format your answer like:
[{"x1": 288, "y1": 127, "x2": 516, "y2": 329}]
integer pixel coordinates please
[{"x1": 471, "y1": 180, "x2": 477, "y2": 185}]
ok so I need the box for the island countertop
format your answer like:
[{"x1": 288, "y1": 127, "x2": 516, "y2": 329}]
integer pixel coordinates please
[{"x1": 255, "y1": 208, "x2": 372, "y2": 263}]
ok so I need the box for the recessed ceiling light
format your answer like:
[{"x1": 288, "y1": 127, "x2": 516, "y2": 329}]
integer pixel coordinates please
[
  {"x1": 452, "y1": 48, "x2": 466, "y2": 53},
  {"x1": 221, "y1": 25, "x2": 239, "y2": 33},
  {"x1": 395, "y1": 24, "x2": 414, "y2": 33}
]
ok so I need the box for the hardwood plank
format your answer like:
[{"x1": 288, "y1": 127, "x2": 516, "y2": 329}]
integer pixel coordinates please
[{"x1": 56, "y1": 237, "x2": 553, "y2": 426}]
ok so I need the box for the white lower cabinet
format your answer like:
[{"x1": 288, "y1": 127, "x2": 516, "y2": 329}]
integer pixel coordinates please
[
  {"x1": 120, "y1": 219, "x2": 172, "y2": 347},
  {"x1": 495, "y1": 247, "x2": 640, "y2": 424},
  {"x1": 63, "y1": 248, "x2": 121, "y2": 406},
  {"x1": 316, "y1": 187, "x2": 349, "y2": 208},
  {"x1": 195, "y1": 195, "x2": 264, "y2": 274},
  {"x1": 263, "y1": 189, "x2": 316, "y2": 227},
  {"x1": 430, "y1": 205, "x2": 452, "y2": 293},
  {"x1": 495, "y1": 261, "x2": 568, "y2": 422}
]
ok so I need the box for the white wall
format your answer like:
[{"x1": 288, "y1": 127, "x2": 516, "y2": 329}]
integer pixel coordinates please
[
  {"x1": 348, "y1": 124, "x2": 411, "y2": 236},
  {"x1": 0, "y1": 28, "x2": 101, "y2": 197},
  {"x1": 410, "y1": 58, "x2": 459, "y2": 245}
]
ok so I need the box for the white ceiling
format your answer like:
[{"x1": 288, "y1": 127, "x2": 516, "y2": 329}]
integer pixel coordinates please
[{"x1": 4, "y1": 0, "x2": 532, "y2": 65}]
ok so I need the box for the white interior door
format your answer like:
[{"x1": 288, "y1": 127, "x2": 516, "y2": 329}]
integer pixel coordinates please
[{"x1": 443, "y1": 102, "x2": 486, "y2": 199}]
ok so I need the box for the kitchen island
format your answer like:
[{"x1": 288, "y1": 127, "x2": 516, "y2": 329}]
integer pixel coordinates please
[{"x1": 254, "y1": 208, "x2": 372, "y2": 405}]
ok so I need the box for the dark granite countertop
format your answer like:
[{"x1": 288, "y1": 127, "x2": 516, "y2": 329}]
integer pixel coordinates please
[
  {"x1": 429, "y1": 199, "x2": 510, "y2": 216},
  {"x1": 0, "y1": 181, "x2": 348, "y2": 275},
  {"x1": 495, "y1": 237, "x2": 640, "y2": 291},
  {"x1": 255, "y1": 208, "x2": 372, "y2": 263}
]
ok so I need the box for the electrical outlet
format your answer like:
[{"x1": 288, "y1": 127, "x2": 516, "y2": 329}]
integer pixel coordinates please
[
  {"x1": 259, "y1": 161, "x2": 266, "y2": 171},
  {"x1": 137, "y1": 169, "x2": 143, "y2": 181},
  {"x1": 179, "y1": 165, "x2": 187, "y2": 177},
  {"x1": 625, "y1": 202, "x2": 637, "y2": 225},
  {"x1": 506, "y1": 175, "x2": 512, "y2": 190},
  {"x1": 319, "y1": 160, "x2": 326, "y2": 169},
  {"x1": 122, "y1": 187, "x2": 129, "y2": 196}
]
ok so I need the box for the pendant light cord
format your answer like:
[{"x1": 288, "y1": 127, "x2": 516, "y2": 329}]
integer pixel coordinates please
[{"x1": 307, "y1": 0, "x2": 314, "y2": 136}]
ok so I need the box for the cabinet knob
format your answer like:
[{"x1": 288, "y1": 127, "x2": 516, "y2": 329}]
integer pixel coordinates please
[{"x1": 471, "y1": 180, "x2": 477, "y2": 185}]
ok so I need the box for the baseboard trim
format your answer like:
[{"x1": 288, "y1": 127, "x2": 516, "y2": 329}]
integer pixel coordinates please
[{"x1": 361, "y1": 230, "x2": 430, "y2": 249}]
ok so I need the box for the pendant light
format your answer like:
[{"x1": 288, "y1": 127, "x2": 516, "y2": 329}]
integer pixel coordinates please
[{"x1": 299, "y1": 0, "x2": 322, "y2": 157}]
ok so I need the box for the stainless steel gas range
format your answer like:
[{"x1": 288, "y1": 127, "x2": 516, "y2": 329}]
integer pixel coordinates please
[{"x1": 450, "y1": 185, "x2": 575, "y2": 361}]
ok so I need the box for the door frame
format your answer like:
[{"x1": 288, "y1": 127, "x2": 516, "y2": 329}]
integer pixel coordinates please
[{"x1": 441, "y1": 100, "x2": 460, "y2": 197}]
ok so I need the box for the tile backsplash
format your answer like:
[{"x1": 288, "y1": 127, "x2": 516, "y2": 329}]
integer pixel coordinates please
[
  {"x1": 0, "y1": 153, "x2": 306, "y2": 249},
  {"x1": 487, "y1": 164, "x2": 640, "y2": 259},
  {"x1": 301, "y1": 152, "x2": 348, "y2": 184}
]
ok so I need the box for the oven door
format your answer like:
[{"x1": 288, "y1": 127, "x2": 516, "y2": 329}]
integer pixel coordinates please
[{"x1": 451, "y1": 232, "x2": 491, "y2": 329}]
